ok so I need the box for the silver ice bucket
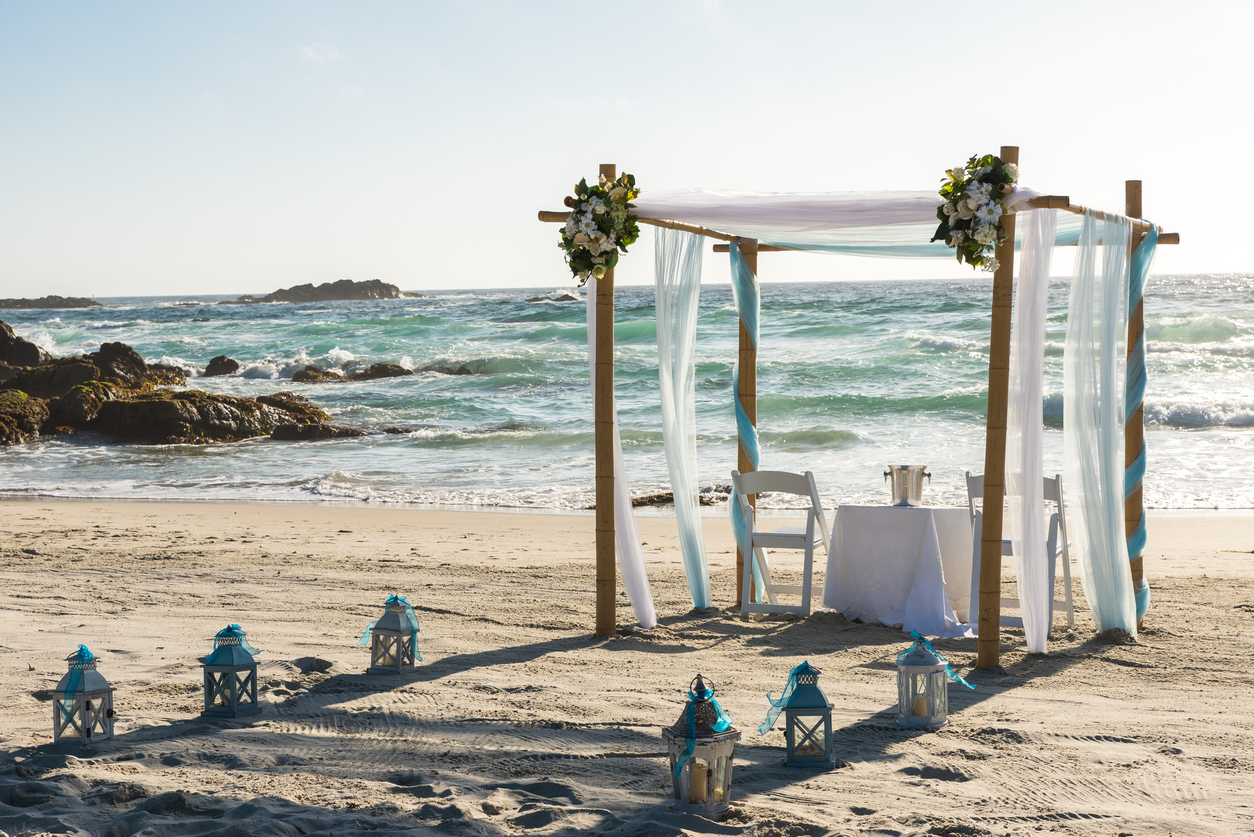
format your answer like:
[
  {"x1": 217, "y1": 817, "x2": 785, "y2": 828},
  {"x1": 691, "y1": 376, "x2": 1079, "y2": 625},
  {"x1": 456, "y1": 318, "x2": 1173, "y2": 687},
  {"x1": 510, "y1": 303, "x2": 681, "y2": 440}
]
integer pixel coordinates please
[{"x1": 884, "y1": 465, "x2": 931, "y2": 507}]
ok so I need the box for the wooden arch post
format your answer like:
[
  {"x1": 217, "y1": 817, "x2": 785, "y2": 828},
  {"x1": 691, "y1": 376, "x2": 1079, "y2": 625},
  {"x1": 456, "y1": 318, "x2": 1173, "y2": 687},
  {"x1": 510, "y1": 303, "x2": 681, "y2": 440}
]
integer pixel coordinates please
[
  {"x1": 1125, "y1": 180, "x2": 1146, "y2": 630},
  {"x1": 976, "y1": 146, "x2": 1019, "y2": 670},
  {"x1": 594, "y1": 162, "x2": 618, "y2": 637},
  {"x1": 735, "y1": 238, "x2": 759, "y2": 608}
]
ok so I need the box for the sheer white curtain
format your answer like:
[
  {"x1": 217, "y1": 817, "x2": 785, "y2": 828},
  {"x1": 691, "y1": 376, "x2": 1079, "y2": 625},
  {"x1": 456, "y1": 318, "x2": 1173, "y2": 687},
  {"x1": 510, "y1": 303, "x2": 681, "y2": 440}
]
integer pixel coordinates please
[
  {"x1": 654, "y1": 229, "x2": 712, "y2": 608},
  {"x1": 1064, "y1": 211, "x2": 1136, "y2": 636},
  {"x1": 585, "y1": 277, "x2": 658, "y2": 629},
  {"x1": 1006, "y1": 209, "x2": 1057, "y2": 653}
]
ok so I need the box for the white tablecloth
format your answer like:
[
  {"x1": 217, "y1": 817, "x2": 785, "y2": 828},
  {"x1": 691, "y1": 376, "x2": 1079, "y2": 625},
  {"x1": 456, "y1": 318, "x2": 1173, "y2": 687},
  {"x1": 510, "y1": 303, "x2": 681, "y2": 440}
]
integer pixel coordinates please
[{"x1": 821, "y1": 505, "x2": 974, "y2": 638}]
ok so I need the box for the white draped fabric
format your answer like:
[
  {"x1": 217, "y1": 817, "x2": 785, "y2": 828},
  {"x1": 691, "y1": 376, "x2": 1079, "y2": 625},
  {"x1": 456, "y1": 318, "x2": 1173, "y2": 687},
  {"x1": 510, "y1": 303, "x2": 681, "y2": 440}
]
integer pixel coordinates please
[
  {"x1": 653, "y1": 229, "x2": 712, "y2": 608},
  {"x1": 632, "y1": 187, "x2": 1047, "y2": 256},
  {"x1": 1064, "y1": 212, "x2": 1137, "y2": 636},
  {"x1": 585, "y1": 277, "x2": 658, "y2": 629},
  {"x1": 1006, "y1": 209, "x2": 1058, "y2": 653}
]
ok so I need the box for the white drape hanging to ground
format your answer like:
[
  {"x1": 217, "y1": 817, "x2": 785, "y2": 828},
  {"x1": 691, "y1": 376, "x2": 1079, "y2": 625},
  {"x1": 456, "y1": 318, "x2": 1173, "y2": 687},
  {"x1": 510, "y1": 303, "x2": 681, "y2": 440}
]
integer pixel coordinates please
[
  {"x1": 1064, "y1": 211, "x2": 1137, "y2": 636},
  {"x1": 585, "y1": 277, "x2": 658, "y2": 629},
  {"x1": 1006, "y1": 209, "x2": 1058, "y2": 653},
  {"x1": 654, "y1": 228, "x2": 712, "y2": 608}
]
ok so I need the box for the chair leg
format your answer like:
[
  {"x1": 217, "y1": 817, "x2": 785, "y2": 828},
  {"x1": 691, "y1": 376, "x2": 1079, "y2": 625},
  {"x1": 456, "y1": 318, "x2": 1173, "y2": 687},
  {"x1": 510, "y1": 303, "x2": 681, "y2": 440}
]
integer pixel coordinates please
[
  {"x1": 740, "y1": 537, "x2": 754, "y2": 618},
  {"x1": 800, "y1": 513, "x2": 815, "y2": 616}
]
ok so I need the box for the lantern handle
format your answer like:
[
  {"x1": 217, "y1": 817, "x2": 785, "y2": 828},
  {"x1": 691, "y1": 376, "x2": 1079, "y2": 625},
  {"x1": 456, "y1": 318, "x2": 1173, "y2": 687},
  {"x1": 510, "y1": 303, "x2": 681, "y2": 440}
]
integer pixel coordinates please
[{"x1": 689, "y1": 674, "x2": 713, "y2": 696}]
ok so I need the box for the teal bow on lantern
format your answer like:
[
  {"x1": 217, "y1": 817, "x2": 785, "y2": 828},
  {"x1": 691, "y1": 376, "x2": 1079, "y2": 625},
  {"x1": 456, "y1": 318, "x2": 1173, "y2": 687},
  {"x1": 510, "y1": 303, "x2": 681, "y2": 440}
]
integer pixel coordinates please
[
  {"x1": 214, "y1": 624, "x2": 259, "y2": 656},
  {"x1": 63, "y1": 644, "x2": 94, "y2": 704},
  {"x1": 758, "y1": 661, "x2": 814, "y2": 734},
  {"x1": 899, "y1": 631, "x2": 975, "y2": 690}
]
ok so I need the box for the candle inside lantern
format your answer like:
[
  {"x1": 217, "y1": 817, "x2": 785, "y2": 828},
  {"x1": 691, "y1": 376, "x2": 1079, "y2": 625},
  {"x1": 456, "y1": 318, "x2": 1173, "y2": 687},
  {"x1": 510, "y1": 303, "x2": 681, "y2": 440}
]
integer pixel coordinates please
[
  {"x1": 689, "y1": 761, "x2": 708, "y2": 804},
  {"x1": 912, "y1": 694, "x2": 927, "y2": 716}
]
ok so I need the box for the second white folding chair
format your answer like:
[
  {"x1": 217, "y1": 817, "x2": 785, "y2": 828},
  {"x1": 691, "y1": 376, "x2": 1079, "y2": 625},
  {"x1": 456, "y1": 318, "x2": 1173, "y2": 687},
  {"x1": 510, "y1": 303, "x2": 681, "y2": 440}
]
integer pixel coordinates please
[
  {"x1": 731, "y1": 469, "x2": 830, "y2": 618},
  {"x1": 966, "y1": 470, "x2": 1075, "y2": 633}
]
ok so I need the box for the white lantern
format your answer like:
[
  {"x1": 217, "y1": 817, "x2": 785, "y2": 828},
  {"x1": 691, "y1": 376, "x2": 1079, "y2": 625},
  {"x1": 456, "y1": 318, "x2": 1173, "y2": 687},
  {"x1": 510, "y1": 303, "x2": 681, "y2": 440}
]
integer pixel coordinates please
[
  {"x1": 895, "y1": 636, "x2": 950, "y2": 728},
  {"x1": 661, "y1": 674, "x2": 740, "y2": 819},
  {"x1": 52, "y1": 645, "x2": 115, "y2": 744},
  {"x1": 361, "y1": 593, "x2": 422, "y2": 674}
]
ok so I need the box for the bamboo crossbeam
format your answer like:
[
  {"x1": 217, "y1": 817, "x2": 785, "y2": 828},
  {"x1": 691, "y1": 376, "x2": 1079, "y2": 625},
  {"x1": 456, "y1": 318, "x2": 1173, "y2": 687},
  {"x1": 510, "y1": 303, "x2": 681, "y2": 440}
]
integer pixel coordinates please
[{"x1": 541, "y1": 198, "x2": 1178, "y2": 250}]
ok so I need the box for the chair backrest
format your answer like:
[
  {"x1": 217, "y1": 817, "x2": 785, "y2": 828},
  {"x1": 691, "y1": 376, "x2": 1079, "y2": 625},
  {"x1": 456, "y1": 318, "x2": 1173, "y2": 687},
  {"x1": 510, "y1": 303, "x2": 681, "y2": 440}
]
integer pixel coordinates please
[
  {"x1": 966, "y1": 471, "x2": 1065, "y2": 522},
  {"x1": 731, "y1": 469, "x2": 830, "y2": 547}
]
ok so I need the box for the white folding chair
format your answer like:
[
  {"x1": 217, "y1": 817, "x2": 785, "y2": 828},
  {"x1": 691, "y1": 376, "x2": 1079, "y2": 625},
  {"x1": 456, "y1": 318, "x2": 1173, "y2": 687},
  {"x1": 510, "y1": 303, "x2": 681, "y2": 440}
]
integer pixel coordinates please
[
  {"x1": 731, "y1": 469, "x2": 830, "y2": 618},
  {"x1": 966, "y1": 471, "x2": 1075, "y2": 633}
]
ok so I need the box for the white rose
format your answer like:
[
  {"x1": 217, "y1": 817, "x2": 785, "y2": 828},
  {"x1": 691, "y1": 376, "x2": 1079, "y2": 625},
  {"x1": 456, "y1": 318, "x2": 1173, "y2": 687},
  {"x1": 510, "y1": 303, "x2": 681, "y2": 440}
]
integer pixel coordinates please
[
  {"x1": 957, "y1": 204, "x2": 975, "y2": 220},
  {"x1": 942, "y1": 203, "x2": 955, "y2": 216},
  {"x1": 1003, "y1": 162, "x2": 1019, "y2": 181}
]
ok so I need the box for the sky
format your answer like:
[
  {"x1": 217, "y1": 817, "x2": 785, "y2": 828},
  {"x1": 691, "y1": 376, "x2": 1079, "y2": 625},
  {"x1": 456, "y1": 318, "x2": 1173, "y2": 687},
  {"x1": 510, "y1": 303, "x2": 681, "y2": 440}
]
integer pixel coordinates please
[{"x1": 1, "y1": 0, "x2": 1250, "y2": 297}]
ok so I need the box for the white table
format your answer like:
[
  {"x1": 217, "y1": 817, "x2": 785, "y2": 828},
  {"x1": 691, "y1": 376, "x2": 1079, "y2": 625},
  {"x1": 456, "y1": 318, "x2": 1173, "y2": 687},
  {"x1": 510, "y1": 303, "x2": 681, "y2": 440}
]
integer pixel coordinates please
[{"x1": 821, "y1": 505, "x2": 974, "y2": 638}]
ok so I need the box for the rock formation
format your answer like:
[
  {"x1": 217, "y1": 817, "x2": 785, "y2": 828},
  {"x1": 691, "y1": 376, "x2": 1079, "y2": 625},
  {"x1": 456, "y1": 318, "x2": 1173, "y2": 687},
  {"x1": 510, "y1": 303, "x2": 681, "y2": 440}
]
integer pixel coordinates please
[
  {"x1": 220, "y1": 279, "x2": 417, "y2": 305},
  {"x1": 0, "y1": 321, "x2": 51, "y2": 368},
  {"x1": 0, "y1": 296, "x2": 101, "y2": 310},
  {"x1": 203, "y1": 355, "x2": 241, "y2": 377},
  {"x1": 1, "y1": 342, "x2": 186, "y2": 400},
  {"x1": 0, "y1": 390, "x2": 49, "y2": 445}
]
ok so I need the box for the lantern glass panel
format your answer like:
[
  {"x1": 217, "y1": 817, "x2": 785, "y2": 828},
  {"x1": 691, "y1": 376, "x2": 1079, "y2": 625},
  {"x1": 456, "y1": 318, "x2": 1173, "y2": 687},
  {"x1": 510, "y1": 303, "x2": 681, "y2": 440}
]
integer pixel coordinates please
[
  {"x1": 790, "y1": 713, "x2": 825, "y2": 757},
  {"x1": 932, "y1": 672, "x2": 948, "y2": 718},
  {"x1": 913, "y1": 673, "x2": 931, "y2": 717},
  {"x1": 713, "y1": 755, "x2": 728, "y2": 805}
]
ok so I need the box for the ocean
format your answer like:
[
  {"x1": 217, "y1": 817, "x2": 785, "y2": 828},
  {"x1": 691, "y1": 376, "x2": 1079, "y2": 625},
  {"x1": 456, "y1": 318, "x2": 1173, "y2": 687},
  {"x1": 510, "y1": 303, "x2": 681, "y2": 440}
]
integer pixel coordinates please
[{"x1": 3, "y1": 274, "x2": 1252, "y2": 513}]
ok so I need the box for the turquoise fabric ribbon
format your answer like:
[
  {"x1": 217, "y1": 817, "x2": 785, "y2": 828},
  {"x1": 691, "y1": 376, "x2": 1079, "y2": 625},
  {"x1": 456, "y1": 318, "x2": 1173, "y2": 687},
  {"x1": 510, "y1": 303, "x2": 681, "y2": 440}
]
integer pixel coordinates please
[
  {"x1": 758, "y1": 661, "x2": 809, "y2": 734},
  {"x1": 63, "y1": 644, "x2": 94, "y2": 707},
  {"x1": 1125, "y1": 227, "x2": 1158, "y2": 622},
  {"x1": 674, "y1": 682, "x2": 733, "y2": 781},
  {"x1": 728, "y1": 241, "x2": 766, "y2": 602},
  {"x1": 358, "y1": 593, "x2": 422, "y2": 662},
  {"x1": 215, "y1": 624, "x2": 259, "y2": 656},
  {"x1": 899, "y1": 631, "x2": 975, "y2": 690}
]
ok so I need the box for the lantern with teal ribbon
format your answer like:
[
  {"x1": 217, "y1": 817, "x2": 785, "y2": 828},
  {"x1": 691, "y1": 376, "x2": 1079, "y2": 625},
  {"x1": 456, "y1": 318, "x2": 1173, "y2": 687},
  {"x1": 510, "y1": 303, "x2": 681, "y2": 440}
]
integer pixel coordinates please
[
  {"x1": 203, "y1": 624, "x2": 261, "y2": 718},
  {"x1": 52, "y1": 644, "x2": 116, "y2": 743},
  {"x1": 896, "y1": 631, "x2": 973, "y2": 729},
  {"x1": 660, "y1": 674, "x2": 741, "y2": 818},
  {"x1": 361, "y1": 593, "x2": 422, "y2": 674},
  {"x1": 760, "y1": 661, "x2": 835, "y2": 768}
]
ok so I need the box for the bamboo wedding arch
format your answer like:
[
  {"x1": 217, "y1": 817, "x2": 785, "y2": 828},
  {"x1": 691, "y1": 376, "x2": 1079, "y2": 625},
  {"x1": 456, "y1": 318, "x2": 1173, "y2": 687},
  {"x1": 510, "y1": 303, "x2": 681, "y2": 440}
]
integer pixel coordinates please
[{"x1": 538, "y1": 148, "x2": 1179, "y2": 669}]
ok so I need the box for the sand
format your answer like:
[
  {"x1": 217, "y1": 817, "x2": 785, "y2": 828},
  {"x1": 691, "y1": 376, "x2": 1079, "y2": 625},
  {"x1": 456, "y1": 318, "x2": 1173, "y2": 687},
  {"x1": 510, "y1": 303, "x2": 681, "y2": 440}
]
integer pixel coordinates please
[{"x1": 1, "y1": 499, "x2": 1252, "y2": 837}]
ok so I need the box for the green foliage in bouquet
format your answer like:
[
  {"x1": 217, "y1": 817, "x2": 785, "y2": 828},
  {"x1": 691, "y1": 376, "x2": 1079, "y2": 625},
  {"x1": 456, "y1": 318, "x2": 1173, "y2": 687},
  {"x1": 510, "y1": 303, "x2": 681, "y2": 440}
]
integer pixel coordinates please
[
  {"x1": 559, "y1": 173, "x2": 640, "y2": 284},
  {"x1": 931, "y1": 154, "x2": 1019, "y2": 273}
]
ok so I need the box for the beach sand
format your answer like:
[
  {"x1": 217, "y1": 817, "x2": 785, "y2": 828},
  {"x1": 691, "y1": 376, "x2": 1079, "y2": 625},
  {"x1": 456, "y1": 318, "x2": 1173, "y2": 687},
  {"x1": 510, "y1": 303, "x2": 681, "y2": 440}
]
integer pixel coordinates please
[{"x1": 1, "y1": 500, "x2": 1251, "y2": 836}]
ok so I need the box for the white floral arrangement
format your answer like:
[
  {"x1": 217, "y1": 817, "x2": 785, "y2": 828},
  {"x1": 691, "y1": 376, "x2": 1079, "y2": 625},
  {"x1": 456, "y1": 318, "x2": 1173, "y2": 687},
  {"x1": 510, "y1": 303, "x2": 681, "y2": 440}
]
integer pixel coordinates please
[
  {"x1": 559, "y1": 173, "x2": 640, "y2": 284},
  {"x1": 931, "y1": 154, "x2": 1019, "y2": 272}
]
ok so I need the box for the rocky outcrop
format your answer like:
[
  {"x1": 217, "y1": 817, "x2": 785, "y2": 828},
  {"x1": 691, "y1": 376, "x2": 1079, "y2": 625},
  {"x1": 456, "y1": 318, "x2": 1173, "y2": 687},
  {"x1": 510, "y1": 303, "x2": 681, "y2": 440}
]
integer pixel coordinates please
[
  {"x1": 350, "y1": 363, "x2": 414, "y2": 382},
  {"x1": 48, "y1": 381, "x2": 121, "y2": 427},
  {"x1": 271, "y1": 423, "x2": 365, "y2": 441},
  {"x1": 89, "y1": 388, "x2": 345, "y2": 444},
  {"x1": 0, "y1": 321, "x2": 50, "y2": 368},
  {"x1": 203, "y1": 355, "x2": 240, "y2": 377},
  {"x1": 1, "y1": 342, "x2": 187, "y2": 400},
  {"x1": 292, "y1": 366, "x2": 346, "y2": 384},
  {"x1": 255, "y1": 391, "x2": 331, "y2": 424},
  {"x1": 0, "y1": 390, "x2": 49, "y2": 445},
  {"x1": 0, "y1": 296, "x2": 100, "y2": 310},
  {"x1": 526, "y1": 293, "x2": 579, "y2": 303},
  {"x1": 221, "y1": 279, "x2": 417, "y2": 305}
]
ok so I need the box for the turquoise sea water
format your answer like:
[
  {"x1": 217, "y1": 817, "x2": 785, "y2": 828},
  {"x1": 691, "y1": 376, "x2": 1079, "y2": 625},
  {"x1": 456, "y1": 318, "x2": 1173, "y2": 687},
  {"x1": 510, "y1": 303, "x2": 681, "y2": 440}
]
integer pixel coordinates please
[{"x1": 2, "y1": 274, "x2": 1252, "y2": 511}]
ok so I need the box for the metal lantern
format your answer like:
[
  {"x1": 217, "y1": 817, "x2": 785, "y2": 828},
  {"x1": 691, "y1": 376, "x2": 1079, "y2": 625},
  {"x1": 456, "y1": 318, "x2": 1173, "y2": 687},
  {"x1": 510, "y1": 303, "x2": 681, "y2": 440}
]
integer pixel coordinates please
[
  {"x1": 202, "y1": 624, "x2": 261, "y2": 719},
  {"x1": 782, "y1": 662, "x2": 834, "y2": 767},
  {"x1": 895, "y1": 632, "x2": 973, "y2": 729},
  {"x1": 52, "y1": 645, "x2": 115, "y2": 744},
  {"x1": 360, "y1": 593, "x2": 422, "y2": 674},
  {"x1": 661, "y1": 674, "x2": 740, "y2": 818}
]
